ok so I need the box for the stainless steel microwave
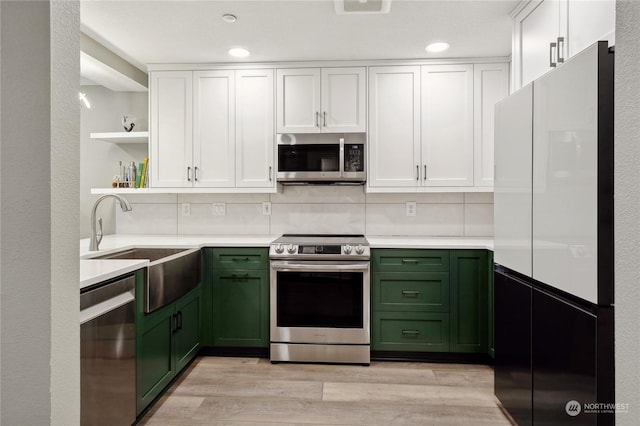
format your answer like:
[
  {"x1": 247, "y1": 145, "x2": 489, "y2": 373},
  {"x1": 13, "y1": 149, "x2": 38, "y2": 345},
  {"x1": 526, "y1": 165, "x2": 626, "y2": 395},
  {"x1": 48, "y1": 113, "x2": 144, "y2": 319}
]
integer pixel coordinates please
[{"x1": 276, "y1": 134, "x2": 366, "y2": 184}]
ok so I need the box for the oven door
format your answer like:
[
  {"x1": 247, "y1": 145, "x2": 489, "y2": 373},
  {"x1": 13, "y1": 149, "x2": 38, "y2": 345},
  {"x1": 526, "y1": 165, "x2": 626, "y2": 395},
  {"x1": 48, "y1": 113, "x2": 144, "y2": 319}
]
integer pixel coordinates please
[{"x1": 270, "y1": 260, "x2": 370, "y2": 345}]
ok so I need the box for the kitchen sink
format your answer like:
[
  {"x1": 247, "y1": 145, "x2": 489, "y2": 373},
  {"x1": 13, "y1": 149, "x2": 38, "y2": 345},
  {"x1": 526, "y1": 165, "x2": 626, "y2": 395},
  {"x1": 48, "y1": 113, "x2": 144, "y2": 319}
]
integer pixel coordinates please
[
  {"x1": 93, "y1": 247, "x2": 190, "y2": 262},
  {"x1": 93, "y1": 247, "x2": 201, "y2": 313}
]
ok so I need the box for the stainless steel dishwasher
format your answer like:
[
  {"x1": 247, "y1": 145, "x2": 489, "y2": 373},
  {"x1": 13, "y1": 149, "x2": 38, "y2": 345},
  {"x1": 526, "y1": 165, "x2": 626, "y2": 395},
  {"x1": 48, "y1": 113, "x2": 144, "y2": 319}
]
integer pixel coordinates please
[{"x1": 80, "y1": 273, "x2": 136, "y2": 426}]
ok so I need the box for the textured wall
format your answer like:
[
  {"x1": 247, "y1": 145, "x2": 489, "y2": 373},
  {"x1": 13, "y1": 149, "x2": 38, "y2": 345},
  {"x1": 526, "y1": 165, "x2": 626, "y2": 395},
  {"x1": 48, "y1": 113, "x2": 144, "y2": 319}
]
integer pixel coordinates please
[
  {"x1": 614, "y1": 1, "x2": 640, "y2": 423},
  {"x1": 51, "y1": 1, "x2": 80, "y2": 424}
]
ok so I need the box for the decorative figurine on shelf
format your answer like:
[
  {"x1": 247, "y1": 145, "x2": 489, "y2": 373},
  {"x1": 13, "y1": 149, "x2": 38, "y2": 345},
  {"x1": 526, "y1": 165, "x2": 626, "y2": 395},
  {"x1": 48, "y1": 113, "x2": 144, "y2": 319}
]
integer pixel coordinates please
[{"x1": 122, "y1": 115, "x2": 137, "y2": 132}]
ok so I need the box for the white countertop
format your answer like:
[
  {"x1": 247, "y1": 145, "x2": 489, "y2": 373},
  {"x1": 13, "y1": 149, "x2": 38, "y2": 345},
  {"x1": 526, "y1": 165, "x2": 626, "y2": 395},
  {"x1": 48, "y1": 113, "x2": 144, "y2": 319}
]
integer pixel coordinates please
[{"x1": 80, "y1": 234, "x2": 493, "y2": 289}]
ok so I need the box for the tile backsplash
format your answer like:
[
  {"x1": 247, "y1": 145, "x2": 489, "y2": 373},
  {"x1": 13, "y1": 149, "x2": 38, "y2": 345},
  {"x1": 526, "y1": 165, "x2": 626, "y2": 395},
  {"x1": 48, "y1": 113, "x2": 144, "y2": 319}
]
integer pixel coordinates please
[{"x1": 116, "y1": 187, "x2": 493, "y2": 237}]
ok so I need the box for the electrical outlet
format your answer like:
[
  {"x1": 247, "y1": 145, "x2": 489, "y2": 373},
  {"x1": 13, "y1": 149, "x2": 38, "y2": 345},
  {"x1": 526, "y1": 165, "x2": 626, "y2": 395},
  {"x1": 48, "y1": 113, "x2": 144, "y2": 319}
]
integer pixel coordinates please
[
  {"x1": 262, "y1": 201, "x2": 272, "y2": 216},
  {"x1": 212, "y1": 203, "x2": 226, "y2": 216},
  {"x1": 181, "y1": 203, "x2": 191, "y2": 217},
  {"x1": 406, "y1": 201, "x2": 417, "y2": 217}
]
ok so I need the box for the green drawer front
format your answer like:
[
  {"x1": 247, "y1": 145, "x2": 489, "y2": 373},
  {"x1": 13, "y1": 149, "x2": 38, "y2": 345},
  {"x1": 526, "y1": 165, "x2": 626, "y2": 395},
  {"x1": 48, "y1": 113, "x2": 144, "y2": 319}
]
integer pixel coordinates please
[
  {"x1": 211, "y1": 248, "x2": 268, "y2": 271},
  {"x1": 372, "y1": 312, "x2": 450, "y2": 352},
  {"x1": 372, "y1": 272, "x2": 449, "y2": 313},
  {"x1": 372, "y1": 249, "x2": 449, "y2": 272}
]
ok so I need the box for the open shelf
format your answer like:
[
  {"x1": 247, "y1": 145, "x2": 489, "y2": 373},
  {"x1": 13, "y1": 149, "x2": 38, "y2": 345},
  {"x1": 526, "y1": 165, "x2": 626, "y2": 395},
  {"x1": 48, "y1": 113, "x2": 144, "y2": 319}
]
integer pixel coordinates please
[{"x1": 90, "y1": 131, "x2": 149, "y2": 144}]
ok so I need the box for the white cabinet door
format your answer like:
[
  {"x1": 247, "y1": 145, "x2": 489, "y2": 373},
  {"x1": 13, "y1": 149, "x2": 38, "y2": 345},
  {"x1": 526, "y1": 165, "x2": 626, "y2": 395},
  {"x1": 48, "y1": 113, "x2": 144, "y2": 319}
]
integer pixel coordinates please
[
  {"x1": 494, "y1": 84, "x2": 533, "y2": 276},
  {"x1": 321, "y1": 67, "x2": 366, "y2": 133},
  {"x1": 235, "y1": 69, "x2": 275, "y2": 188},
  {"x1": 421, "y1": 64, "x2": 474, "y2": 187},
  {"x1": 532, "y1": 44, "x2": 600, "y2": 304},
  {"x1": 474, "y1": 63, "x2": 510, "y2": 187},
  {"x1": 150, "y1": 71, "x2": 193, "y2": 188},
  {"x1": 193, "y1": 71, "x2": 235, "y2": 188},
  {"x1": 276, "y1": 68, "x2": 321, "y2": 133},
  {"x1": 567, "y1": 0, "x2": 615, "y2": 56},
  {"x1": 519, "y1": 0, "x2": 564, "y2": 88},
  {"x1": 368, "y1": 66, "x2": 421, "y2": 188}
]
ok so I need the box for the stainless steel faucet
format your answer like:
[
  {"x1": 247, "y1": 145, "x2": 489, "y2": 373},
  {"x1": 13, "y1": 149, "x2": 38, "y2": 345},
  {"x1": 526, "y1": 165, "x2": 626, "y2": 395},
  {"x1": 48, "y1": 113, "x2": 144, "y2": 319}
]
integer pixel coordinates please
[{"x1": 89, "y1": 194, "x2": 132, "y2": 251}]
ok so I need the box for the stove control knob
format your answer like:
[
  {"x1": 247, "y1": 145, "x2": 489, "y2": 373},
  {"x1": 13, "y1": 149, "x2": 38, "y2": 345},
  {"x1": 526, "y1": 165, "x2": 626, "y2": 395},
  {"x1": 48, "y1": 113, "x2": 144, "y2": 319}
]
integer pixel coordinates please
[
  {"x1": 274, "y1": 244, "x2": 284, "y2": 254},
  {"x1": 343, "y1": 244, "x2": 353, "y2": 254},
  {"x1": 287, "y1": 244, "x2": 297, "y2": 254},
  {"x1": 355, "y1": 244, "x2": 365, "y2": 255}
]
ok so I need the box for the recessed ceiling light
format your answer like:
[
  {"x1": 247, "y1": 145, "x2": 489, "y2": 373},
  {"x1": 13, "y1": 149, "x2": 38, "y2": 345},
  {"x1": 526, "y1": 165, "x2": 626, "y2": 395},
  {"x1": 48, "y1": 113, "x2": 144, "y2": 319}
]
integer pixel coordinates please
[
  {"x1": 222, "y1": 14, "x2": 237, "y2": 23},
  {"x1": 228, "y1": 47, "x2": 251, "y2": 58},
  {"x1": 425, "y1": 42, "x2": 450, "y2": 53}
]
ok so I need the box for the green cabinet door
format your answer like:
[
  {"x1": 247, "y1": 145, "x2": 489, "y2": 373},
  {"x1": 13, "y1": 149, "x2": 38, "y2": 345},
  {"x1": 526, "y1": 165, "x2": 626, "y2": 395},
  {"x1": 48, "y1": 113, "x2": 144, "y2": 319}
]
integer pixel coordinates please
[
  {"x1": 488, "y1": 251, "x2": 494, "y2": 358},
  {"x1": 450, "y1": 250, "x2": 488, "y2": 354},
  {"x1": 136, "y1": 303, "x2": 175, "y2": 415},
  {"x1": 212, "y1": 270, "x2": 269, "y2": 348},
  {"x1": 136, "y1": 284, "x2": 202, "y2": 416},
  {"x1": 174, "y1": 286, "x2": 201, "y2": 372},
  {"x1": 200, "y1": 248, "x2": 214, "y2": 346}
]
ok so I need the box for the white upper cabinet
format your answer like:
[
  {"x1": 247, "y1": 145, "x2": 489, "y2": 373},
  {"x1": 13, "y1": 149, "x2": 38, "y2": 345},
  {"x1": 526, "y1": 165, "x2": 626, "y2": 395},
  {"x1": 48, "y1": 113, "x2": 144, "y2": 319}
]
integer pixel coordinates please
[
  {"x1": 513, "y1": 0, "x2": 615, "y2": 90},
  {"x1": 474, "y1": 63, "x2": 510, "y2": 187},
  {"x1": 193, "y1": 70, "x2": 235, "y2": 187},
  {"x1": 235, "y1": 69, "x2": 275, "y2": 188},
  {"x1": 276, "y1": 67, "x2": 366, "y2": 133},
  {"x1": 150, "y1": 71, "x2": 193, "y2": 188},
  {"x1": 368, "y1": 66, "x2": 421, "y2": 188},
  {"x1": 421, "y1": 64, "x2": 474, "y2": 187},
  {"x1": 150, "y1": 69, "x2": 276, "y2": 191}
]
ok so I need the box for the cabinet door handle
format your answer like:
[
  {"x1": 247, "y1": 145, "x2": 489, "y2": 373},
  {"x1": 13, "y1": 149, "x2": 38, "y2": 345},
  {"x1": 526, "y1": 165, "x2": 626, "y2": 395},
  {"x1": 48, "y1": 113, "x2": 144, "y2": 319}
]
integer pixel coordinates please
[
  {"x1": 557, "y1": 37, "x2": 565, "y2": 63},
  {"x1": 177, "y1": 311, "x2": 183, "y2": 331},
  {"x1": 402, "y1": 290, "x2": 420, "y2": 297},
  {"x1": 401, "y1": 258, "x2": 420, "y2": 264},
  {"x1": 269, "y1": 166, "x2": 273, "y2": 182},
  {"x1": 172, "y1": 313, "x2": 178, "y2": 333},
  {"x1": 402, "y1": 330, "x2": 420, "y2": 336},
  {"x1": 323, "y1": 111, "x2": 327, "y2": 127},
  {"x1": 423, "y1": 165, "x2": 427, "y2": 181},
  {"x1": 315, "y1": 111, "x2": 320, "y2": 127},
  {"x1": 550, "y1": 42, "x2": 557, "y2": 67},
  {"x1": 416, "y1": 165, "x2": 419, "y2": 181},
  {"x1": 187, "y1": 166, "x2": 192, "y2": 182},
  {"x1": 194, "y1": 166, "x2": 199, "y2": 182}
]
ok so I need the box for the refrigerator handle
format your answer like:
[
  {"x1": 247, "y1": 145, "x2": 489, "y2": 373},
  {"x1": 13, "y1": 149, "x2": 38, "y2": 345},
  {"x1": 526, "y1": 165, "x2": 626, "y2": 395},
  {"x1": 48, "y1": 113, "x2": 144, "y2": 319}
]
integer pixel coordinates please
[
  {"x1": 557, "y1": 37, "x2": 565, "y2": 63},
  {"x1": 550, "y1": 42, "x2": 557, "y2": 68}
]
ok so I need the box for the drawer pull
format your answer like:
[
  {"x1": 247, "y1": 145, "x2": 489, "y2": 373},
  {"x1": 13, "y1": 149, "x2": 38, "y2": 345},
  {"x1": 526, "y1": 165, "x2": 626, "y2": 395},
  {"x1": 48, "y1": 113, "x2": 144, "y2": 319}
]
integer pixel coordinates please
[
  {"x1": 401, "y1": 259, "x2": 419, "y2": 264},
  {"x1": 402, "y1": 330, "x2": 420, "y2": 336},
  {"x1": 402, "y1": 290, "x2": 420, "y2": 297},
  {"x1": 232, "y1": 257, "x2": 251, "y2": 262},
  {"x1": 231, "y1": 273, "x2": 250, "y2": 281}
]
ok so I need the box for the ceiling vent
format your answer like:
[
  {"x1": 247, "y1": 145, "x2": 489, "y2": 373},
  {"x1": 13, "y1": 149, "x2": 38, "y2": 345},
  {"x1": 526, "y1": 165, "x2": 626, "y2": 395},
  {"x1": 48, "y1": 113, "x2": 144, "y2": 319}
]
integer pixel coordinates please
[{"x1": 334, "y1": 0, "x2": 392, "y2": 14}]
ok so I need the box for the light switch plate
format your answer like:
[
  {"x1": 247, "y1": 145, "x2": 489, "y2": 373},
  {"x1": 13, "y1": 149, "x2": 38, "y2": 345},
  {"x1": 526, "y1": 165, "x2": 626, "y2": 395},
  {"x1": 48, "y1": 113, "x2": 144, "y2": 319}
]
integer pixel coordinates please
[
  {"x1": 212, "y1": 203, "x2": 226, "y2": 216},
  {"x1": 181, "y1": 203, "x2": 191, "y2": 217},
  {"x1": 262, "y1": 201, "x2": 272, "y2": 216},
  {"x1": 406, "y1": 201, "x2": 417, "y2": 217}
]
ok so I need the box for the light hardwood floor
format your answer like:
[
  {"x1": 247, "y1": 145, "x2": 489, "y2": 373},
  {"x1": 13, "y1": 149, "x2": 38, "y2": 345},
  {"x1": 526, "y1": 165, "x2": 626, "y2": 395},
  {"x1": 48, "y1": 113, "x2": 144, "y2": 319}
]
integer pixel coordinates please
[{"x1": 139, "y1": 356, "x2": 512, "y2": 425}]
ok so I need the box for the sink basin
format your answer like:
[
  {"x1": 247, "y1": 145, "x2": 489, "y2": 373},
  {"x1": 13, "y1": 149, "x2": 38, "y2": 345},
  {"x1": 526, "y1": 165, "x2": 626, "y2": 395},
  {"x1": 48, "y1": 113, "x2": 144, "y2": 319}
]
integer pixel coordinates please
[
  {"x1": 93, "y1": 247, "x2": 201, "y2": 313},
  {"x1": 93, "y1": 247, "x2": 190, "y2": 262}
]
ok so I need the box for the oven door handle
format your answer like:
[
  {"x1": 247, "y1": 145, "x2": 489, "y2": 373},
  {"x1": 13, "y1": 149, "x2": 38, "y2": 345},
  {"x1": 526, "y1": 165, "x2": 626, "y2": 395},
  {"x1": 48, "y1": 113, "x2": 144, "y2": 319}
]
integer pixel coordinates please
[{"x1": 270, "y1": 261, "x2": 369, "y2": 272}]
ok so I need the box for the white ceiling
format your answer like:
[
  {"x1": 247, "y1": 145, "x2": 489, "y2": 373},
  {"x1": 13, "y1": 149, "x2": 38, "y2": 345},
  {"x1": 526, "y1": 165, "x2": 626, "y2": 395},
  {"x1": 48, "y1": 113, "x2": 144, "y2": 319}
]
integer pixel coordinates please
[{"x1": 80, "y1": 0, "x2": 517, "y2": 72}]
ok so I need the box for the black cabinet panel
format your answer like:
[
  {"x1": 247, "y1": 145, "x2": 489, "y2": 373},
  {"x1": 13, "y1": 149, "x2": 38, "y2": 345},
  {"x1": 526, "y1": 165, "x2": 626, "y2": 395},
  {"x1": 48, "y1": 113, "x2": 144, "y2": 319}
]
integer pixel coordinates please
[
  {"x1": 532, "y1": 288, "x2": 598, "y2": 426},
  {"x1": 494, "y1": 269, "x2": 532, "y2": 426}
]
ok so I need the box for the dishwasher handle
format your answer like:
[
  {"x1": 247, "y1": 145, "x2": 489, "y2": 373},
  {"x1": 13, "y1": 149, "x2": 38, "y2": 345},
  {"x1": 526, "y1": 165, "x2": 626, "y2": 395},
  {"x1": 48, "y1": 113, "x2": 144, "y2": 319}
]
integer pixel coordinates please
[{"x1": 80, "y1": 290, "x2": 135, "y2": 325}]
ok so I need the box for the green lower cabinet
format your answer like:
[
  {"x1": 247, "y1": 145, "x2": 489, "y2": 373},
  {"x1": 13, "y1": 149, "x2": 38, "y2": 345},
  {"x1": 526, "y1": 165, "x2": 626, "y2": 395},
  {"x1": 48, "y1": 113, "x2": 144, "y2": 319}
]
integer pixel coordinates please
[
  {"x1": 136, "y1": 285, "x2": 201, "y2": 415},
  {"x1": 371, "y1": 311, "x2": 450, "y2": 352},
  {"x1": 211, "y1": 248, "x2": 269, "y2": 348},
  {"x1": 488, "y1": 251, "x2": 494, "y2": 358},
  {"x1": 449, "y1": 250, "x2": 488, "y2": 354}
]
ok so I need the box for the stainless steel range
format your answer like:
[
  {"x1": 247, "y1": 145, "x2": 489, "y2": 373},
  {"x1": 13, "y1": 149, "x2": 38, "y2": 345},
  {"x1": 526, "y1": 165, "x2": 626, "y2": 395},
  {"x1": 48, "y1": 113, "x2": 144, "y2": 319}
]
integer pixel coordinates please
[{"x1": 269, "y1": 234, "x2": 370, "y2": 365}]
